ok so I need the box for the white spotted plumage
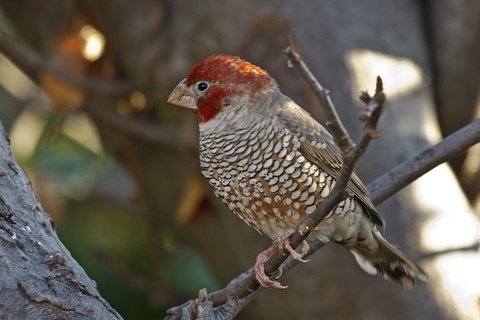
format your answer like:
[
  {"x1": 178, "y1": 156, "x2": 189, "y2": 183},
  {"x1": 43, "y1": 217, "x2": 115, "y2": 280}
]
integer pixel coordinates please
[{"x1": 199, "y1": 115, "x2": 346, "y2": 241}]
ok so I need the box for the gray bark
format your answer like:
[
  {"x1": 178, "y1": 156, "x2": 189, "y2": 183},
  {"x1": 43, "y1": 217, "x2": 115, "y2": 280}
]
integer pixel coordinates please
[{"x1": 0, "y1": 121, "x2": 121, "y2": 320}]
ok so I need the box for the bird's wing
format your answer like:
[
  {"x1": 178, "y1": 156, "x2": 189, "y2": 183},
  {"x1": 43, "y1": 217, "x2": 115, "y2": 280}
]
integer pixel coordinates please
[{"x1": 275, "y1": 97, "x2": 383, "y2": 226}]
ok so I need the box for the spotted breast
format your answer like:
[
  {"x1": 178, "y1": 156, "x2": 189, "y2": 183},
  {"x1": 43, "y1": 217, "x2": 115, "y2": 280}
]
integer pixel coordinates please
[{"x1": 199, "y1": 119, "x2": 343, "y2": 240}]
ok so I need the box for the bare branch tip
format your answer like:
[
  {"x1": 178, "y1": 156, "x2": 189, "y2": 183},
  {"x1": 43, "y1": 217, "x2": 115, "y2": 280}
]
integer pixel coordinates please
[
  {"x1": 376, "y1": 76, "x2": 383, "y2": 92},
  {"x1": 287, "y1": 32, "x2": 296, "y2": 49},
  {"x1": 375, "y1": 91, "x2": 386, "y2": 105}
]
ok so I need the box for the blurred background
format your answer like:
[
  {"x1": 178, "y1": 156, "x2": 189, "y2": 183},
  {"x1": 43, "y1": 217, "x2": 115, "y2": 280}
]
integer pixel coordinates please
[{"x1": 0, "y1": 1, "x2": 479, "y2": 319}]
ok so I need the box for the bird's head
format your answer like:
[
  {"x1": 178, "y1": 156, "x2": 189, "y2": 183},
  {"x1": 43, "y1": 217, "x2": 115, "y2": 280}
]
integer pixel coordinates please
[{"x1": 168, "y1": 54, "x2": 278, "y2": 123}]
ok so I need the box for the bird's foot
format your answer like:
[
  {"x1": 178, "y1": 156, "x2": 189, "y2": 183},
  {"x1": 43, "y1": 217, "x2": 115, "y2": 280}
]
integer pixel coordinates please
[
  {"x1": 254, "y1": 229, "x2": 310, "y2": 289},
  {"x1": 275, "y1": 230, "x2": 310, "y2": 263},
  {"x1": 254, "y1": 245, "x2": 288, "y2": 289}
]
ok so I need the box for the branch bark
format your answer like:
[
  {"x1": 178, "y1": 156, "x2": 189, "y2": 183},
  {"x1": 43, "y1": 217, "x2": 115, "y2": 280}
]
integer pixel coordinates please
[
  {"x1": 0, "y1": 122, "x2": 122, "y2": 319},
  {"x1": 284, "y1": 46, "x2": 354, "y2": 153},
  {"x1": 368, "y1": 118, "x2": 480, "y2": 205}
]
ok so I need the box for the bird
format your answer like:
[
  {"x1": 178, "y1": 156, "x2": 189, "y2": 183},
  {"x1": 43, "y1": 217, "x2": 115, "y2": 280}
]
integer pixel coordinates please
[{"x1": 168, "y1": 54, "x2": 427, "y2": 289}]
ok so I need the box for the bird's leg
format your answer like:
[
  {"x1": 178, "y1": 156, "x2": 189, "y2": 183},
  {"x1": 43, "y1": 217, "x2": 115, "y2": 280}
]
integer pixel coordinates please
[
  {"x1": 254, "y1": 244, "x2": 287, "y2": 289},
  {"x1": 254, "y1": 229, "x2": 310, "y2": 288},
  {"x1": 277, "y1": 233, "x2": 310, "y2": 263}
]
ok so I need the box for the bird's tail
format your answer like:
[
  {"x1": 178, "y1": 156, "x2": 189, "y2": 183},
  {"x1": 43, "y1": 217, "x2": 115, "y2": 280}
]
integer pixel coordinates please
[{"x1": 351, "y1": 231, "x2": 428, "y2": 289}]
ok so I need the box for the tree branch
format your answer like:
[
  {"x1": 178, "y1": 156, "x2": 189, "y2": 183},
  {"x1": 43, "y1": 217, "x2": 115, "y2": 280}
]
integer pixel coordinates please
[
  {"x1": 0, "y1": 30, "x2": 130, "y2": 96},
  {"x1": 418, "y1": 241, "x2": 480, "y2": 261},
  {"x1": 284, "y1": 45, "x2": 354, "y2": 153},
  {"x1": 0, "y1": 31, "x2": 189, "y2": 151},
  {"x1": 368, "y1": 118, "x2": 480, "y2": 205}
]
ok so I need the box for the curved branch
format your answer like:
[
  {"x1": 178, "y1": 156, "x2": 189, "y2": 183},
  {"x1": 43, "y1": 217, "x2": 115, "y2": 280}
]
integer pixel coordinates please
[
  {"x1": 0, "y1": 30, "x2": 131, "y2": 96},
  {"x1": 284, "y1": 45, "x2": 354, "y2": 153},
  {"x1": 369, "y1": 118, "x2": 480, "y2": 205}
]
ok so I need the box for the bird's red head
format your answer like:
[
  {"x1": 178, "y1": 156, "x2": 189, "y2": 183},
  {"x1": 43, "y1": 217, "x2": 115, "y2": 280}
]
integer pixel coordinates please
[
  {"x1": 168, "y1": 55, "x2": 277, "y2": 123},
  {"x1": 185, "y1": 55, "x2": 273, "y2": 89}
]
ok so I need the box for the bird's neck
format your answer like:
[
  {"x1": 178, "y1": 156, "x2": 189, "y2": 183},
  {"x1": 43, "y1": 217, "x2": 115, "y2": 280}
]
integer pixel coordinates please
[
  {"x1": 198, "y1": 90, "x2": 280, "y2": 138},
  {"x1": 198, "y1": 104, "x2": 254, "y2": 137}
]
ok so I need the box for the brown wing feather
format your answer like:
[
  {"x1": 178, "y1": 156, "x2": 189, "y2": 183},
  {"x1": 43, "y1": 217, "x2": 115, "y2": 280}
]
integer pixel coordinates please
[{"x1": 275, "y1": 96, "x2": 383, "y2": 226}]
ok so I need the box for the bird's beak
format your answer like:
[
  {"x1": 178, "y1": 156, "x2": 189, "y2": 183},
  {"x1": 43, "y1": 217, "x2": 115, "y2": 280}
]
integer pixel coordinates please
[{"x1": 167, "y1": 78, "x2": 197, "y2": 110}]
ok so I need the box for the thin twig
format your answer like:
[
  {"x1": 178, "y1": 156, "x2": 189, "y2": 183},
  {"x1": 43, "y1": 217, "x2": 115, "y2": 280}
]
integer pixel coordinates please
[
  {"x1": 284, "y1": 45, "x2": 354, "y2": 153},
  {"x1": 418, "y1": 241, "x2": 480, "y2": 261},
  {"x1": 274, "y1": 75, "x2": 384, "y2": 273}
]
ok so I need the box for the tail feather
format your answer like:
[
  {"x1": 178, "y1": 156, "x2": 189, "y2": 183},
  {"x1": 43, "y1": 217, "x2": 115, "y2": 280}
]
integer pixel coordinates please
[{"x1": 351, "y1": 231, "x2": 427, "y2": 289}]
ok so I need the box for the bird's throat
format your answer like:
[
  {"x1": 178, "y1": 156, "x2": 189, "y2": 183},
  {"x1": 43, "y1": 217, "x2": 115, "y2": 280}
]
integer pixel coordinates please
[{"x1": 196, "y1": 87, "x2": 231, "y2": 123}]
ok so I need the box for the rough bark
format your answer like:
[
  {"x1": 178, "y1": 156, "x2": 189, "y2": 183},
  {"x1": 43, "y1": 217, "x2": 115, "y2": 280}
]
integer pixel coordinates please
[{"x1": 0, "y1": 121, "x2": 121, "y2": 319}]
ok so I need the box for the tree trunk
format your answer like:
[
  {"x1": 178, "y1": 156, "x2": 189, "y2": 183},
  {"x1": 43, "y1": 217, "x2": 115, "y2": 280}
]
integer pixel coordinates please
[{"x1": 0, "y1": 122, "x2": 121, "y2": 319}]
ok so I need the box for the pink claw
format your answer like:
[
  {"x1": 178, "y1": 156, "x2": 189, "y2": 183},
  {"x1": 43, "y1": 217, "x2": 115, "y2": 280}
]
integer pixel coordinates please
[{"x1": 253, "y1": 229, "x2": 310, "y2": 288}]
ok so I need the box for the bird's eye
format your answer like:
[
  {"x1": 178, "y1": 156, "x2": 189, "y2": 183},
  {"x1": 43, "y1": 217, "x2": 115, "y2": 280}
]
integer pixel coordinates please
[{"x1": 196, "y1": 81, "x2": 209, "y2": 92}]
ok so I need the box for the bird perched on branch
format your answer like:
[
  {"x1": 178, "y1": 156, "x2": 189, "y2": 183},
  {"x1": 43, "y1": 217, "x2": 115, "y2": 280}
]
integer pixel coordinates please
[{"x1": 168, "y1": 54, "x2": 427, "y2": 288}]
